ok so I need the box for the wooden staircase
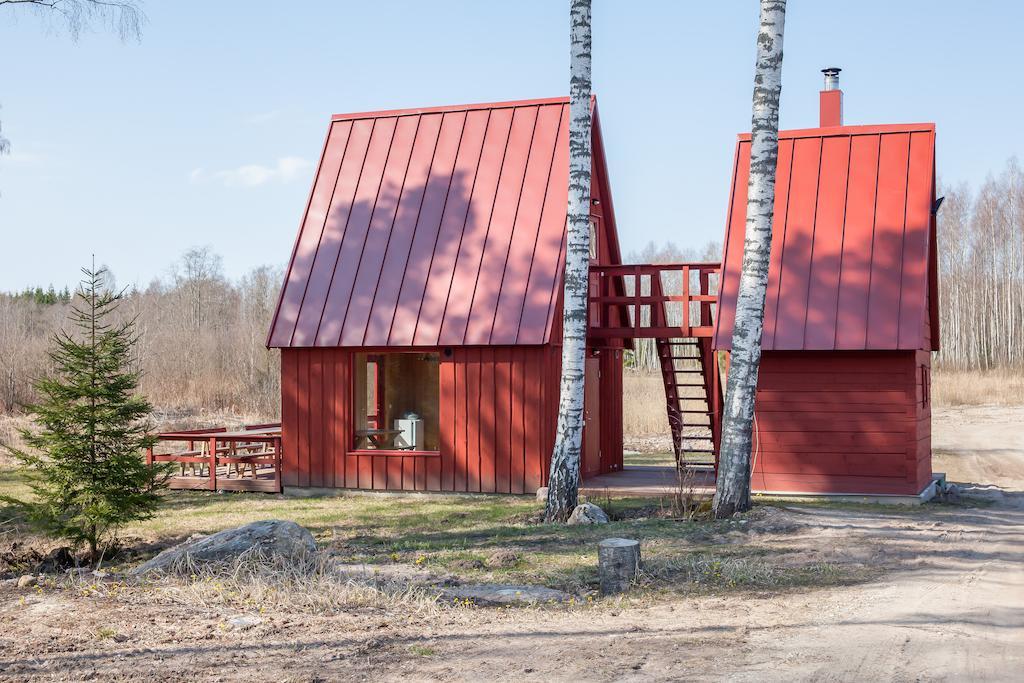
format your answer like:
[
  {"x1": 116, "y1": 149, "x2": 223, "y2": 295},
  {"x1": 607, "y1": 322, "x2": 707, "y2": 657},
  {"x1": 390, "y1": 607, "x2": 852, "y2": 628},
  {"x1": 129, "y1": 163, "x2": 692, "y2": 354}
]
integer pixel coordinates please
[{"x1": 589, "y1": 263, "x2": 723, "y2": 472}]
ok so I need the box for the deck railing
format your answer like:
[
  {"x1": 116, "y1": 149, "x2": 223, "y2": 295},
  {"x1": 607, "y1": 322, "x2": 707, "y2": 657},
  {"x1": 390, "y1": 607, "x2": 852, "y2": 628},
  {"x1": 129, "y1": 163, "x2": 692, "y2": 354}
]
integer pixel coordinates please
[
  {"x1": 588, "y1": 262, "x2": 720, "y2": 339},
  {"x1": 146, "y1": 423, "x2": 283, "y2": 493}
]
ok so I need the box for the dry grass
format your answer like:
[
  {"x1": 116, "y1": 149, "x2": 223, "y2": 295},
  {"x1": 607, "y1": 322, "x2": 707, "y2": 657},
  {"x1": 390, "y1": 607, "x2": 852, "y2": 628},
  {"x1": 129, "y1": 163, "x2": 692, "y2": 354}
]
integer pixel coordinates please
[
  {"x1": 623, "y1": 373, "x2": 671, "y2": 436},
  {"x1": 932, "y1": 368, "x2": 1024, "y2": 406}
]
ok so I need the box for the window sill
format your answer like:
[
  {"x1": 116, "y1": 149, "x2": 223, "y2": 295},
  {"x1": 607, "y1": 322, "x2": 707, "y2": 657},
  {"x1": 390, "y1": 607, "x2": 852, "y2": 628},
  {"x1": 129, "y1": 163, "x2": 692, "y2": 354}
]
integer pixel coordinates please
[{"x1": 346, "y1": 449, "x2": 441, "y2": 458}]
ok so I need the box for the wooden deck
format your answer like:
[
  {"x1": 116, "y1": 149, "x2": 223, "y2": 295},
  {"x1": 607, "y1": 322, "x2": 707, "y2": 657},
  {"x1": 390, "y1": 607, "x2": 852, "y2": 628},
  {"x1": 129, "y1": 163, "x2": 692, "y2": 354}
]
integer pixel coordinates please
[
  {"x1": 580, "y1": 465, "x2": 715, "y2": 498},
  {"x1": 149, "y1": 424, "x2": 283, "y2": 494}
]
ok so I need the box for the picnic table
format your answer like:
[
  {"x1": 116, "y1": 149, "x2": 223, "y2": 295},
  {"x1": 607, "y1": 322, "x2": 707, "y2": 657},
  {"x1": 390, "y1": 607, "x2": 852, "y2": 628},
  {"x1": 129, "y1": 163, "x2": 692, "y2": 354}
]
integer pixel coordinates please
[{"x1": 355, "y1": 428, "x2": 404, "y2": 449}]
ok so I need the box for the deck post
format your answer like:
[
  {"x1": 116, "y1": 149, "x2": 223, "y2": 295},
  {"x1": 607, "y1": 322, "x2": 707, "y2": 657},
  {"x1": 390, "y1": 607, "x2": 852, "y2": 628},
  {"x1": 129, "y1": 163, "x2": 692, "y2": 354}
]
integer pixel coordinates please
[
  {"x1": 274, "y1": 436, "x2": 283, "y2": 493},
  {"x1": 208, "y1": 436, "x2": 218, "y2": 491},
  {"x1": 145, "y1": 445, "x2": 153, "y2": 467}
]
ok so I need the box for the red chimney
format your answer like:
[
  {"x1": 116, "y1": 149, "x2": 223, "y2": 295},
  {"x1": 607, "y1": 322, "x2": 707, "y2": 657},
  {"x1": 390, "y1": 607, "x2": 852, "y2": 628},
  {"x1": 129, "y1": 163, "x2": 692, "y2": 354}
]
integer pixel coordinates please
[{"x1": 820, "y1": 67, "x2": 843, "y2": 127}]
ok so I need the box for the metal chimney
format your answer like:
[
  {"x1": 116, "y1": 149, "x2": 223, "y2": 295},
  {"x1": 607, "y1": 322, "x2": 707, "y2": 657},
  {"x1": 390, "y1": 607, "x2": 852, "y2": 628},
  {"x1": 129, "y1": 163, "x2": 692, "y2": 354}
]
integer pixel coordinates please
[
  {"x1": 820, "y1": 67, "x2": 843, "y2": 127},
  {"x1": 822, "y1": 67, "x2": 841, "y2": 91}
]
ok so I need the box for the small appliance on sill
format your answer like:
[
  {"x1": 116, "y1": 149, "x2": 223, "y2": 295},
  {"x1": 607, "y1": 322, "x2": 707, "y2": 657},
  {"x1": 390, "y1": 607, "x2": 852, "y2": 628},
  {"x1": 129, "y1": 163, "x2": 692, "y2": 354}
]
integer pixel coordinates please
[{"x1": 394, "y1": 412, "x2": 424, "y2": 450}]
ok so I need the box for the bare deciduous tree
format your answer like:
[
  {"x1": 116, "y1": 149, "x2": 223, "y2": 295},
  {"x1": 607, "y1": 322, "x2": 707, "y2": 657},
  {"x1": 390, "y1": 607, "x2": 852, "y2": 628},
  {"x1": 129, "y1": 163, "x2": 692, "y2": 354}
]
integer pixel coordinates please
[
  {"x1": 713, "y1": 0, "x2": 787, "y2": 519},
  {"x1": 545, "y1": 0, "x2": 593, "y2": 522}
]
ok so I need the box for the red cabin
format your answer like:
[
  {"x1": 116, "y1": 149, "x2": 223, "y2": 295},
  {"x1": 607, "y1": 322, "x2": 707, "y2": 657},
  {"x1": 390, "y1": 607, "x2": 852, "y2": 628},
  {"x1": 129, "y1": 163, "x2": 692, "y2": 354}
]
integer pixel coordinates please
[
  {"x1": 266, "y1": 97, "x2": 640, "y2": 493},
  {"x1": 714, "y1": 78, "x2": 939, "y2": 498}
]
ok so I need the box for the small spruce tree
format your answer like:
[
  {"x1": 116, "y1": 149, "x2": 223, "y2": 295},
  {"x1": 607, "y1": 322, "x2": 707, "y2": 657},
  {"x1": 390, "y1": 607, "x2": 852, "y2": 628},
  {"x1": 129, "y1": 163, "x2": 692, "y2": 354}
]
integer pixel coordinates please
[{"x1": 4, "y1": 266, "x2": 167, "y2": 561}]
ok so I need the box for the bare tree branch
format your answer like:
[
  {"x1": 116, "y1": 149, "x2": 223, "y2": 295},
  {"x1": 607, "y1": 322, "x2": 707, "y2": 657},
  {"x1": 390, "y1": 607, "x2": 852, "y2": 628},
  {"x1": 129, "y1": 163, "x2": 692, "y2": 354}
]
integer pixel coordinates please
[{"x1": 0, "y1": 0, "x2": 146, "y2": 42}]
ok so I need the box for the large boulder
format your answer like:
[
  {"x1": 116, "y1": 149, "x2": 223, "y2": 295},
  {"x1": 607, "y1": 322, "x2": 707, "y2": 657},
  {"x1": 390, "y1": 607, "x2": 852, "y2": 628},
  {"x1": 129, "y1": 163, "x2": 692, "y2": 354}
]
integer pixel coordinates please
[
  {"x1": 133, "y1": 520, "x2": 316, "y2": 576},
  {"x1": 567, "y1": 502, "x2": 609, "y2": 525}
]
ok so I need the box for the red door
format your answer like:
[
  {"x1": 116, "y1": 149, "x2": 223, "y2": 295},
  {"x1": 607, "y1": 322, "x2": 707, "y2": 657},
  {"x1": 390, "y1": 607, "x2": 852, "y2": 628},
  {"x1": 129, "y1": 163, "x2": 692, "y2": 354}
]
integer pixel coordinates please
[{"x1": 583, "y1": 355, "x2": 601, "y2": 478}]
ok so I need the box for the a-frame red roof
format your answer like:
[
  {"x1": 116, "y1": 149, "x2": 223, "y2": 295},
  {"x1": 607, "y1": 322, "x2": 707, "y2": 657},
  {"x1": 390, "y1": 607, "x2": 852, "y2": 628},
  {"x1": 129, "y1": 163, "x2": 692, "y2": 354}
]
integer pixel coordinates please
[
  {"x1": 714, "y1": 123, "x2": 939, "y2": 352},
  {"x1": 268, "y1": 97, "x2": 619, "y2": 348}
]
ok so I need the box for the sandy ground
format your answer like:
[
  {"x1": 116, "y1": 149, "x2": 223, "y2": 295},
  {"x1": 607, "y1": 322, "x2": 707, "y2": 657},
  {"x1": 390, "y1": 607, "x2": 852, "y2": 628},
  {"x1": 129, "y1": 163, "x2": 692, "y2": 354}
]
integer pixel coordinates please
[{"x1": 1, "y1": 405, "x2": 1022, "y2": 681}]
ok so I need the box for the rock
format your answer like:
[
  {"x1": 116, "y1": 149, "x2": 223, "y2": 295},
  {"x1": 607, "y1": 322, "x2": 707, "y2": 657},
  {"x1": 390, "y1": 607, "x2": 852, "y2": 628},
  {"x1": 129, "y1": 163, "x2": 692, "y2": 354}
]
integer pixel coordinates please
[
  {"x1": 132, "y1": 520, "x2": 316, "y2": 575},
  {"x1": 442, "y1": 583, "x2": 571, "y2": 606},
  {"x1": 535, "y1": 487, "x2": 549, "y2": 502},
  {"x1": 567, "y1": 502, "x2": 609, "y2": 525},
  {"x1": 17, "y1": 574, "x2": 37, "y2": 588},
  {"x1": 485, "y1": 549, "x2": 520, "y2": 568},
  {"x1": 227, "y1": 615, "x2": 263, "y2": 631}
]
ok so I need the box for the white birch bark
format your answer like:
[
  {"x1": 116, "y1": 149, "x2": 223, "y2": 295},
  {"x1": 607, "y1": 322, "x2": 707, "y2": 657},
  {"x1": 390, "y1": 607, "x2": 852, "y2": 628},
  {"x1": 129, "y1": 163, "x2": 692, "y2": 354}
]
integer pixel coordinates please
[
  {"x1": 545, "y1": 0, "x2": 592, "y2": 522},
  {"x1": 713, "y1": 0, "x2": 786, "y2": 519}
]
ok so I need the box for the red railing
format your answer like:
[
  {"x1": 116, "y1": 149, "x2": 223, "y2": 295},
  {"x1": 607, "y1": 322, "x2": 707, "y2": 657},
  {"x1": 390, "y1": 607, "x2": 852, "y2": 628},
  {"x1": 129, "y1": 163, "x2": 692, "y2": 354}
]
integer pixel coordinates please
[
  {"x1": 588, "y1": 262, "x2": 720, "y2": 339},
  {"x1": 146, "y1": 423, "x2": 283, "y2": 494}
]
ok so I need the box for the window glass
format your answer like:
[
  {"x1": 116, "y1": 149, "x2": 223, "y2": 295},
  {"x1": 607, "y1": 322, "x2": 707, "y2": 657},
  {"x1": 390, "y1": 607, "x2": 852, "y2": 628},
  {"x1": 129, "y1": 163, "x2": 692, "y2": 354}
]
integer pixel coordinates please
[{"x1": 353, "y1": 352, "x2": 440, "y2": 451}]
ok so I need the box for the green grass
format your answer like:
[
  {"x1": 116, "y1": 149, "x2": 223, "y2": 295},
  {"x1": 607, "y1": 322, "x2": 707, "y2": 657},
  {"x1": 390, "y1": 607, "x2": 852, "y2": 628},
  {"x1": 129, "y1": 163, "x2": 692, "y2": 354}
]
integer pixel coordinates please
[{"x1": 0, "y1": 464, "x2": 870, "y2": 596}]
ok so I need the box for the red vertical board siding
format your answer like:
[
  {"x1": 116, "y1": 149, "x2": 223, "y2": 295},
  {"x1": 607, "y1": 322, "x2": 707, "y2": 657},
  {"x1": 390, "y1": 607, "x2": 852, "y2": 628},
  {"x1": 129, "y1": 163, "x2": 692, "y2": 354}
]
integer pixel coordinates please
[
  {"x1": 466, "y1": 348, "x2": 482, "y2": 491},
  {"x1": 464, "y1": 107, "x2": 540, "y2": 344},
  {"x1": 453, "y1": 351, "x2": 468, "y2": 491},
  {"x1": 280, "y1": 346, "x2": 572, "y2": 495},
  {"x1": 270, "y1": 121, "x2": 352, "y2": 348},
  {"x1": 309, "y1": 352, "x2": 324, "y2": 488},
  {"x1": 334, "y1": 354, "x2": 348, "y2": 487},
  {"x1": 490, "y1": 105, "x2": 564, "y2": 344},
  {"x1": 373, "y1": 455, "x2": 388, "y2": 491},
  {"x1": 494, "y1": 349, "x2": 512, "y2": 493},
  {"x1": 438, "y1": 110, "x2": 516, "y2": 345},
  {"x1": 388, "y1": 112, "x2": 470, "y2": 346},
  {"x1": 898, "y1": 132, "x2": 935, "y2": 348},
  {"x1": 510, "y1": 347, "x2": 526, "y2": 493},
  {"x1": 803, "y1": 136, "x2": 851, "y2": 348},
  {"x1": 413, "y1": 110, "x2": 492, "y2": 346},
  {"x1": 296, "y1": 352, "x2": 311, "y2": 487},
  {"x1": 866, "y1": 133, "x2": 911, "y2": 349},
  {"x1": 773, "y1": 137, "x2": 822, "y2": 349},
  {"x1": 523, "y1": 349, "x2": 544, "y2": 492},
  {"x1": 362, "y1": 114, "x2": 444, "y2": 346},
  {"x1": 281, "y1": 350, "x2": 299, "y2": 487},
  {"x1": 336, "y1": 116, "x2": 421, "y2": 346},
  {"x1": 290, "y1": 120, "x2": 375, "y2": 346},
  {"x1": 761, "y1": 139, "x2": 795, "y2": 347},
  {"x1": 835, "y1": 135, "x2": 882, "y2": 349},
  {"x1": 438, "y1": 358, "x2": 455, "y2": 491},
  {"x1": 479, "y1": 358, "x2": 497, "y2": 492}
]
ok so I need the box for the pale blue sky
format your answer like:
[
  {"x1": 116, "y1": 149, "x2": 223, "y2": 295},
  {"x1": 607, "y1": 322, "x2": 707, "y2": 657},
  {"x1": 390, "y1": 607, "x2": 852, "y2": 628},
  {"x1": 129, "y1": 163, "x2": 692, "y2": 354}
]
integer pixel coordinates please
[{"x1": 1, "y1": 0, "x2": 1020, "y2": 292}]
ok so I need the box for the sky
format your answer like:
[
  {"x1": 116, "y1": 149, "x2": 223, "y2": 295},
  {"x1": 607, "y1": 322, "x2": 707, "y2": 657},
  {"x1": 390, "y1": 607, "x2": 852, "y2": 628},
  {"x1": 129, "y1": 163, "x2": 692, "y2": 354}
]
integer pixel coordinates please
[{"x1": 1, "y1": 0, "x2": 1021, "y2": 292}]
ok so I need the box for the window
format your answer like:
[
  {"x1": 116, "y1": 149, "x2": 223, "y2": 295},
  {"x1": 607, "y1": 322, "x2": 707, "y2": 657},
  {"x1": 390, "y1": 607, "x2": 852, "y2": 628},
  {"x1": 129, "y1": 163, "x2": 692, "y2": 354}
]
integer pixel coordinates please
[{"x1": 352, "y1": 352, "x2": 440, "y2": 452}]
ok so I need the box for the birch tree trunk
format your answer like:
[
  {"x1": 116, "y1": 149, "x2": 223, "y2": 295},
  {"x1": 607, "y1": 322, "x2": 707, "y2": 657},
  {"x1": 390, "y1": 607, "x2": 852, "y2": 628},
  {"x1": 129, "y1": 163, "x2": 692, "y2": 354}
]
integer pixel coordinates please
[
  {"x1": 713, "y1": 0, "x2": 787, "y2": 519},
  {"x1": 545, "y1": 0, "x2": 593, "y2": 522}
]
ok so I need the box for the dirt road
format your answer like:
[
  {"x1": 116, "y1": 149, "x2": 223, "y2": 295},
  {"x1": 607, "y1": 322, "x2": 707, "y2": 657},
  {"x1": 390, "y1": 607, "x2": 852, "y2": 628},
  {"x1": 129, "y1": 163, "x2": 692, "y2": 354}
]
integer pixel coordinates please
[{"x1": 0, "y1": 405, "x2": 1021, "y2": 681}]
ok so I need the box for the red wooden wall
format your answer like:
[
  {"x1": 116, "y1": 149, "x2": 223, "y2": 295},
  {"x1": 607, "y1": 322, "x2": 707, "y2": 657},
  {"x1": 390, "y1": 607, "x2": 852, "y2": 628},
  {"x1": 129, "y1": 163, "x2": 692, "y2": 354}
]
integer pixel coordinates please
[
  {"x1": 280, "y1": 345, "x2": 622, "y2": 493},
  {"x1": 751, "y1": 351, "x2": 932, "y2": 496}
]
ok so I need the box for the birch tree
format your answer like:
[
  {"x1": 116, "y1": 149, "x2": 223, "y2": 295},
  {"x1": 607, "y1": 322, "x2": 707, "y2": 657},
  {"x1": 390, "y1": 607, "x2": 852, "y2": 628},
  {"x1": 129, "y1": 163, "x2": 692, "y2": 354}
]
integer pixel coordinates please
[
  {"x1": 545, "y1": 0, "x2": 592, "y2": 522},
  {"x1": 713, "y1": 0, "x2": 786, "y2": 519}
]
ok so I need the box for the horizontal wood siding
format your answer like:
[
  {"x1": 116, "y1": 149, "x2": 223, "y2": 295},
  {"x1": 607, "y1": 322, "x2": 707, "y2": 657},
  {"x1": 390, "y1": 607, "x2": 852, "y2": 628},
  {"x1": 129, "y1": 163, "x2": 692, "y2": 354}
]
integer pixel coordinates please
[
  {"x1": 281, "y1": 346, "x2": 565, "y2": 494},
  {"x1": 752, "y1": 351, "x2": 930, "y2": 495}
]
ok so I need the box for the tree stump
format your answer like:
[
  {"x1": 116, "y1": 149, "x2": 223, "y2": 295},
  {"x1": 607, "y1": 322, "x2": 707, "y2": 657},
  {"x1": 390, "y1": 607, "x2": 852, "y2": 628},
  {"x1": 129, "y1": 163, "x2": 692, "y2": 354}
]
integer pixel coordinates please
[{"x1": 598, "y1": 537, "x2": 641, "y2": 595}]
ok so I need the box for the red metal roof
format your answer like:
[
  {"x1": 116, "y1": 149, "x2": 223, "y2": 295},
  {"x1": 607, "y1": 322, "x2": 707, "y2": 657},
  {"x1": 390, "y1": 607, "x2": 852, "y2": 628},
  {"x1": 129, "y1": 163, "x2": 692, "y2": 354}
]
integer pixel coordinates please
[
  {"x1": 268, "y1": 97, "x2": 616, "y2": 348},
  {"x1": 713, "y1": 123, "x2": 938, "y2": 352}
]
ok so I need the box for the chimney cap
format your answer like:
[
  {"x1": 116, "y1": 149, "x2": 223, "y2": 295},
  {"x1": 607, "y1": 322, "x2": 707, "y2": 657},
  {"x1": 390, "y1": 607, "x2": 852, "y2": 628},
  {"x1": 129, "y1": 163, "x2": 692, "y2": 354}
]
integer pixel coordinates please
[{"x1": 821, "y1": 67, "x2": 842, "y2": 92}]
